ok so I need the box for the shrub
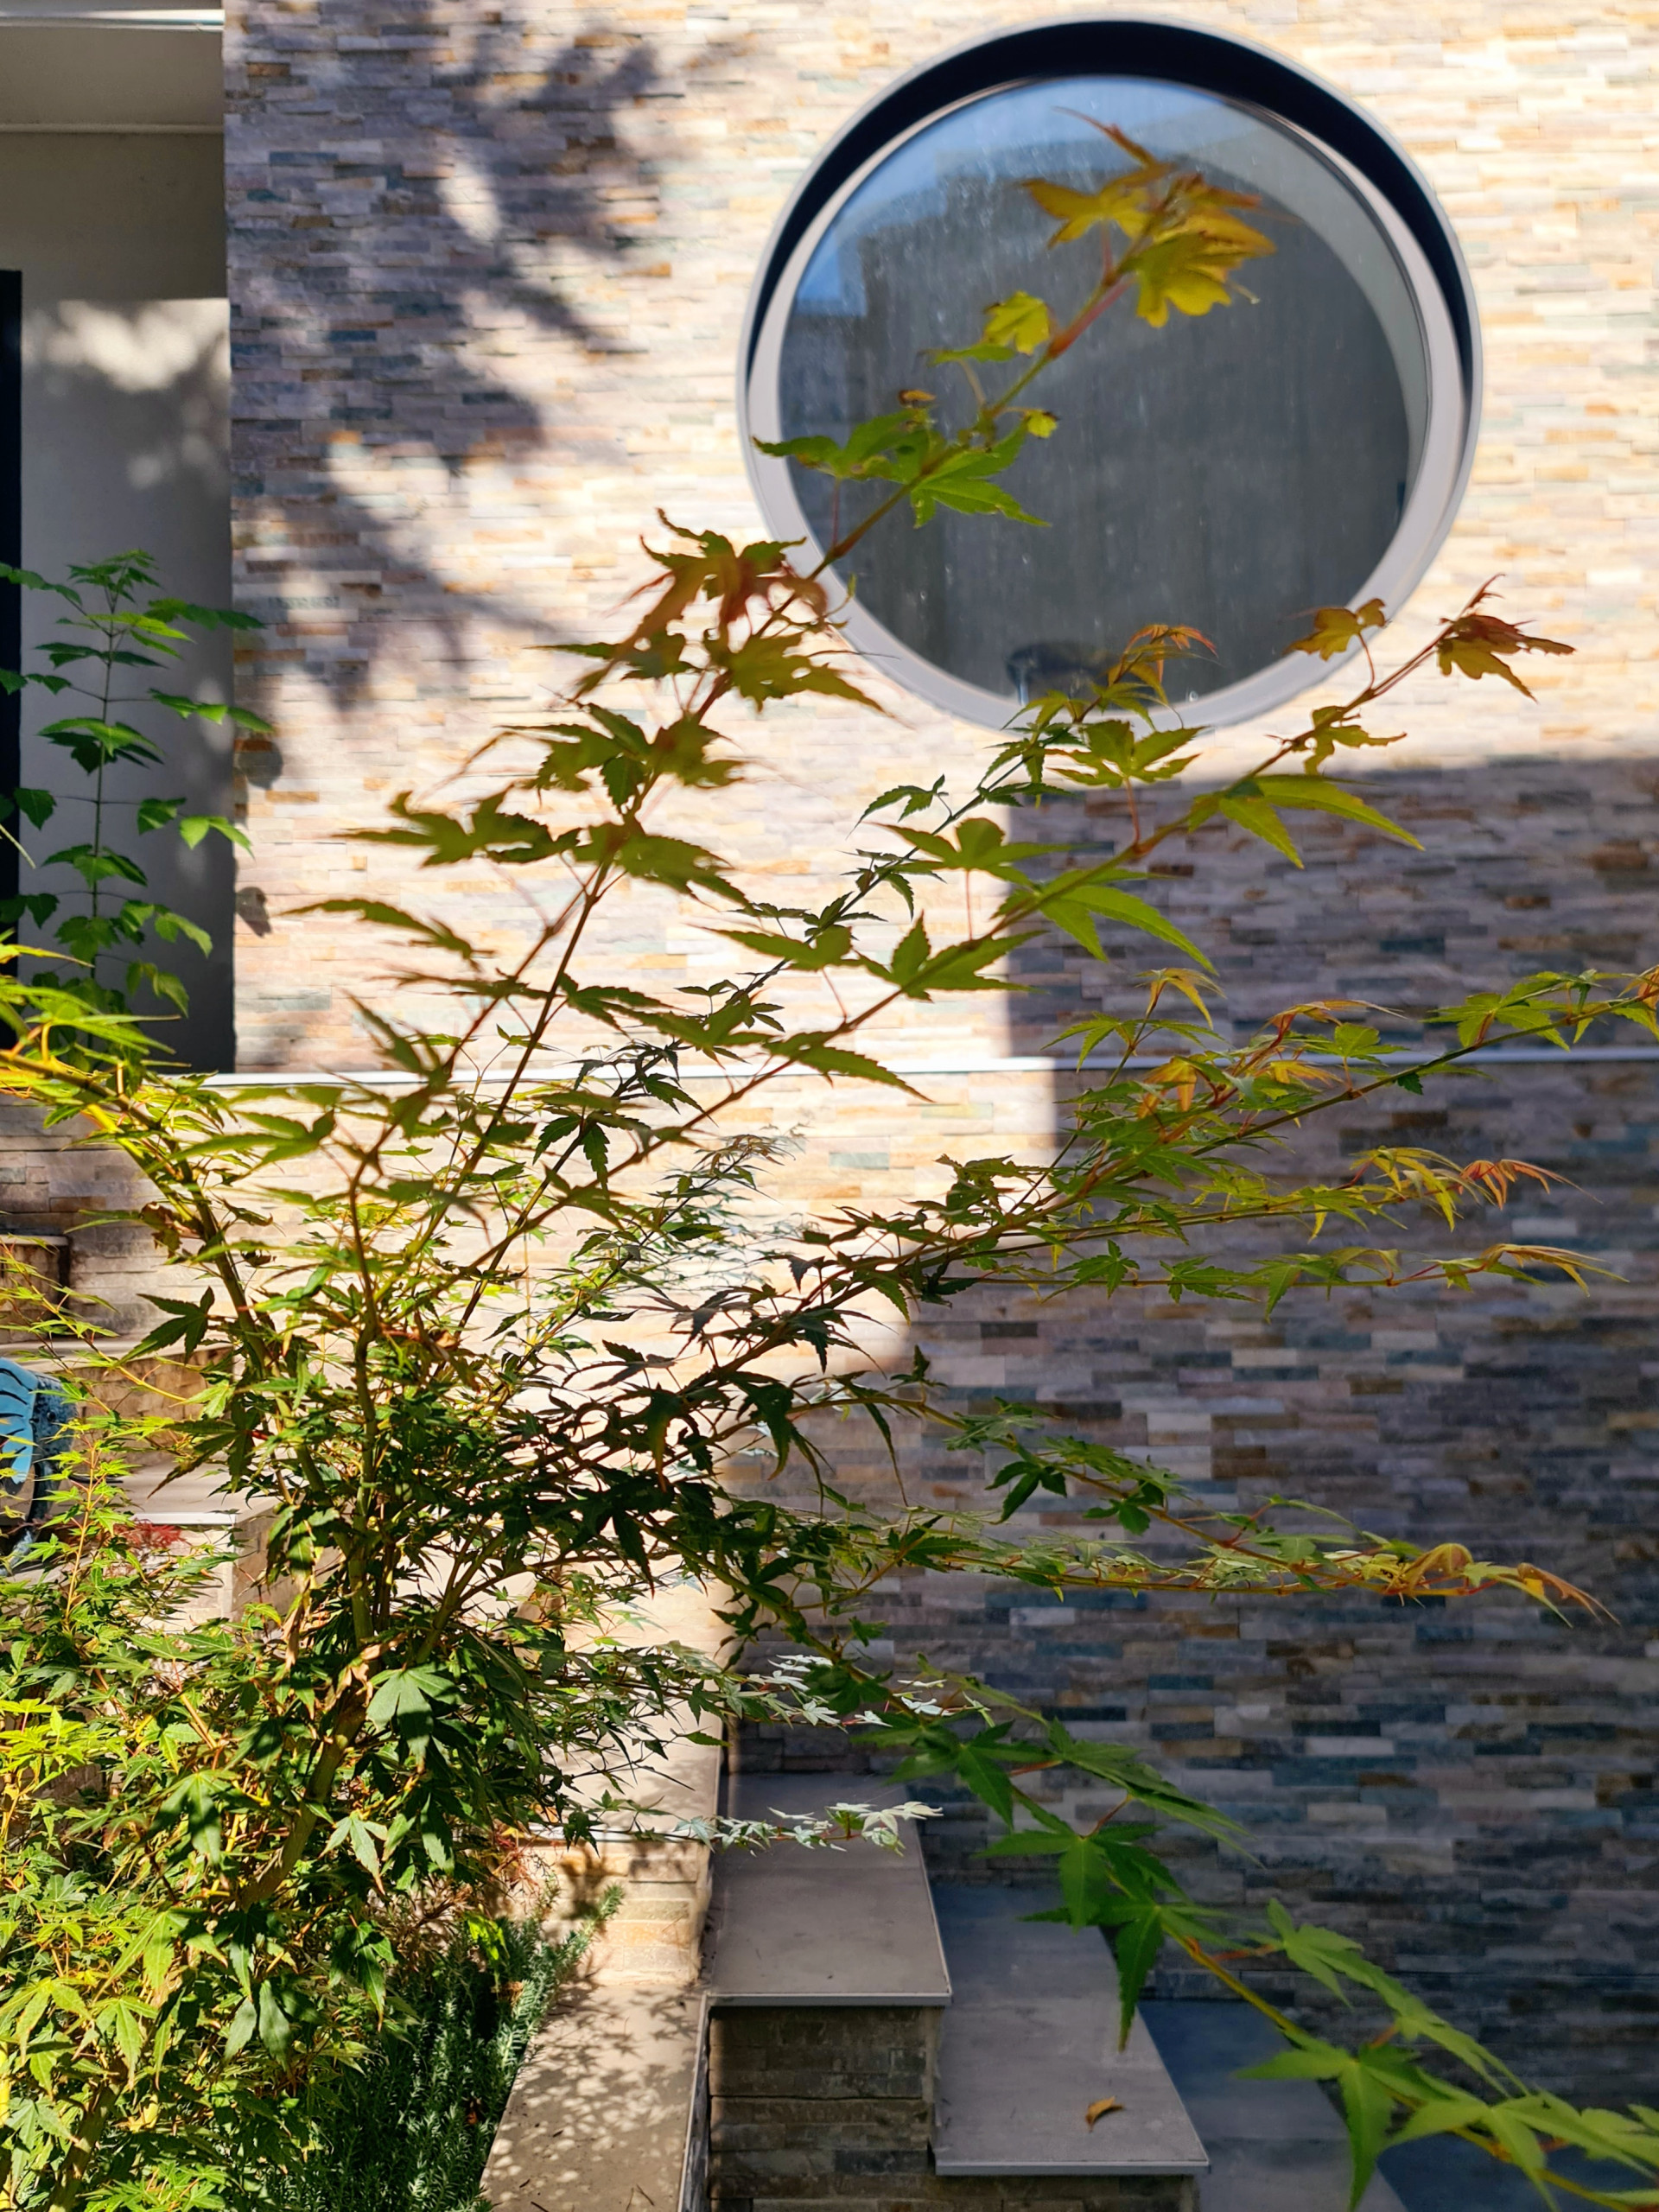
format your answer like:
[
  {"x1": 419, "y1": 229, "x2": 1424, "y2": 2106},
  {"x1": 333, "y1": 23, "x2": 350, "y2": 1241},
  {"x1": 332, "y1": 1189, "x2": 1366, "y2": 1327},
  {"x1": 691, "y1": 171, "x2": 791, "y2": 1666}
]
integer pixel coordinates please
[{"x1": 264, "y1": 1905, "x2": 604, "y2": 2212}]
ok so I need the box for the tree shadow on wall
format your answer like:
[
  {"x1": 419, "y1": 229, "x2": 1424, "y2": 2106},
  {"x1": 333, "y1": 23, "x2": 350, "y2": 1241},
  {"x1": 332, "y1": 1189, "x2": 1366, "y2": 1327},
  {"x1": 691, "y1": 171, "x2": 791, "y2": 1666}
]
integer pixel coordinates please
[{"x1": 227, "y1": 13, "x2": 741, "y2": 701}]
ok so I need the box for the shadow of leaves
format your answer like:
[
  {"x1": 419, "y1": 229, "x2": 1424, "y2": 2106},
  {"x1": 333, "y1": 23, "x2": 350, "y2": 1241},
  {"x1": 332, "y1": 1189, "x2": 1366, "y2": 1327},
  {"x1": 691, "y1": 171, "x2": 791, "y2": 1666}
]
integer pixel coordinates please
[{"x1": 228, "y1": 13, "x2": 693, "y2": 704}]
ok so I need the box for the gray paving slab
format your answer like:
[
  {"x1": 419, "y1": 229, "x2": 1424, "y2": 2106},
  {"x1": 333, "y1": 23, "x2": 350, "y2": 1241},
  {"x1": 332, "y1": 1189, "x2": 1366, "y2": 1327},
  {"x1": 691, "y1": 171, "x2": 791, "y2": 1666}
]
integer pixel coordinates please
[
  {"x1": 1381, "y1": 2135, "x2": 1634, "y2": 2212},
  {"x1": 1139, "y1": 1999, "x2": 1408, "y2": 2212},
  {"x1": 707, "y1": 1773, "x2": 950, "y2": 2006},
  {"x1": 931, "y1": 1885, "x2": 1210, "y2": 2177}
]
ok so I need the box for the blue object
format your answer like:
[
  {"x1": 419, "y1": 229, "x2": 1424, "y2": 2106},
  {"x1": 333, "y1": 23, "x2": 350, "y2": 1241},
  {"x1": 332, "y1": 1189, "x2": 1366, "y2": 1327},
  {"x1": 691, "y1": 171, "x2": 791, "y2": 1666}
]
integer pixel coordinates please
[{"x1": 0, "y1": 1356, "x2": 73, "y2": 1555}]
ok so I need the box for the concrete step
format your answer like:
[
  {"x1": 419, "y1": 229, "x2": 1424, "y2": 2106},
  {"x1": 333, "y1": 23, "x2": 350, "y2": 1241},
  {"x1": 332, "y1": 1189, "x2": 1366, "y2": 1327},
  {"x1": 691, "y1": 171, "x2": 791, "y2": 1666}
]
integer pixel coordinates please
[
  {"x1": 703, "y1": 1782, "x2": 1201, "y2": 2209},
  {"x1": 931, "y1": 1883, "x2": 1210, "y2": 2180},
  {"x1": 707, "y1": 1771, "x2": 951, "y2": 2007}
]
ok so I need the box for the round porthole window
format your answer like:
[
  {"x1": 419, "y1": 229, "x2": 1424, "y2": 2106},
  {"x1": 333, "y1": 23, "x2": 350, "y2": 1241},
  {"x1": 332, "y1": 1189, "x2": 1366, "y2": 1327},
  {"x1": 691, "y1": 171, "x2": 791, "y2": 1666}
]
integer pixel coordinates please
[{"x1": 740, "y1": 18, "x2": 1480, "y2": 729}]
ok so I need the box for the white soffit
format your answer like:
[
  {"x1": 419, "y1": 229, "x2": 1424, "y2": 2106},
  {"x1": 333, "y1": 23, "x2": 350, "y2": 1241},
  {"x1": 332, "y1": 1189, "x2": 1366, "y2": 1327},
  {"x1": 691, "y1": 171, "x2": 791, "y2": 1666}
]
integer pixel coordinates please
[
  {"x1": 0, "y1": 10, "x2": 221, "y2": 131},
  {"x1": 0, "y1": 1, "x2": 219, "y2": 21}
]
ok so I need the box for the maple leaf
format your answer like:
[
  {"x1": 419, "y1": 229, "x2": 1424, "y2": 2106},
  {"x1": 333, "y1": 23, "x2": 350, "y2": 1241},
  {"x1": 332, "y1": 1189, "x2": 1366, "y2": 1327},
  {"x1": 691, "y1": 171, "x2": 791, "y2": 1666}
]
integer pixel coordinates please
[
  {"x1": 1290, "y1": 599, "x2": 1389, "y2": 660},
  {"x1": 1436, "y1": 606, "x2": 1573, "y2": 696}
]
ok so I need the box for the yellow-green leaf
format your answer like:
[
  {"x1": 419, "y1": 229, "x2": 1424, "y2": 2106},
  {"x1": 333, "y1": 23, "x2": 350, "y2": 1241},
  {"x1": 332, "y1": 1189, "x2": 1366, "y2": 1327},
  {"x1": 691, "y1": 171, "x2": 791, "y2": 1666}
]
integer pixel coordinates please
[
  {"x1": 1251, "y1": 776, "x2": 1421, "y2": 848},
  {"x1": 982, "y1": 290, "x2": 1052, "y2": 354}
]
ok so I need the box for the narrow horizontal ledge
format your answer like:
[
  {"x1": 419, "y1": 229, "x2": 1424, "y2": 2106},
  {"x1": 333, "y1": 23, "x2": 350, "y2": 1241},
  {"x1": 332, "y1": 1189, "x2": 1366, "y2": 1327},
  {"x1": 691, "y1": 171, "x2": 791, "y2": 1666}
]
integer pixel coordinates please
[
  {"x1": 482, "y1": 1985, "x2": 707, "y2": 2212},
  {"x1": 0, "y1": 8, "x2": 220, "y2": 25},
  {"x1": 205, "y1": 1042, "x2": 1659, "y2": 1092},
  {"x1": 0, "y1": 119, "x2": 220, "y2": 130},
  {"x1": 705, "y1": 1774, "x2": 950, "y2": 2008},
  {"x1": 931, "y1": 1885, "x2": 1209, "y2": 2178}
]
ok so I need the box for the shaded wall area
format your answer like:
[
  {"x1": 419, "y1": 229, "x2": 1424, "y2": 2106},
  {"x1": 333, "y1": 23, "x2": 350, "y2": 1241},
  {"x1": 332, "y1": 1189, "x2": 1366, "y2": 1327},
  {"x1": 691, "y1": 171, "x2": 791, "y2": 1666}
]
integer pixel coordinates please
[
  {"x1": 740, "y1": 751, "x2": 1659, "y2": 2106},
  {"x1": 0, "y1": 120, "x2": 234, "y2": 1071}
]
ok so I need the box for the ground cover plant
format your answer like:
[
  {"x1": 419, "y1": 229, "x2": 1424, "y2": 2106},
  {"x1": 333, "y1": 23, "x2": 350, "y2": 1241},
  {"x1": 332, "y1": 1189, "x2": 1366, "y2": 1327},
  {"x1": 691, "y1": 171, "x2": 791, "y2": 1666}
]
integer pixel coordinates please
[
  {"x1": 264, "y1": 1897, "x2": 606, "y2": 2212},
  {"x1": 1, "y1": 119, "x2": 1656, "y2": 2212}
]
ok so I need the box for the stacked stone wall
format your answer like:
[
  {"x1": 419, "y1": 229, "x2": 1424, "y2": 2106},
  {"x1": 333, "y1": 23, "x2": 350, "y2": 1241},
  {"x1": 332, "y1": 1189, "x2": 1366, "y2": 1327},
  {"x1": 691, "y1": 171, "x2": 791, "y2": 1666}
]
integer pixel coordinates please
[
  {"x1": 708, "y1": 2006, "x2": 1198, "y2": 2212},
  {"x1": 202, "y1": 0, "x2": 1659, "y2": 2098},
  {"x1": 220, "y1": 0, "x2": 1659, "y2": 1058}
]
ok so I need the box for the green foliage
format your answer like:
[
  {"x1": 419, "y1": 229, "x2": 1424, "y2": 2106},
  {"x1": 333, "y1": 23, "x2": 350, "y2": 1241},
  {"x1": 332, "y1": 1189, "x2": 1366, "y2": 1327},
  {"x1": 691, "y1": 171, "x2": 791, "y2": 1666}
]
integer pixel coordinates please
[
  {"x1": 0, "y1": 123, "x2": 1651, "y2": 2212},
  {"x1": 264, "y1": 1906, "x2": 602, "y2": 2212},
  {"x1": 759, "y1": 119, "x2": 1271, "y2": 554},
  {"x1": 0, "y1": 1440, "x2": 720, "y2": 2212},
  {"x1": 1020, "y1": 120, "x2": 1272, "y2": 325},
  {"x1": 0, "y1": 551, "x2": 257, "y2": 1024},
  {"x1": 856, "y1": 1678, "x2": 1659, "y2": 2209},
  {"x1": 0, "y1": 1472, "x2": 334, "y2": 2212}
]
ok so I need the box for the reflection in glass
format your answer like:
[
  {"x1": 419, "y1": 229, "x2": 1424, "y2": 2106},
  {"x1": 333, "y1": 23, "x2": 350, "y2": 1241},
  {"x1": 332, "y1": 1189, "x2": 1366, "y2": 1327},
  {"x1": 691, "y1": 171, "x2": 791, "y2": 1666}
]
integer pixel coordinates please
[{"x1": 775, "y1": 78, "x2": 1427, "y2": 707}]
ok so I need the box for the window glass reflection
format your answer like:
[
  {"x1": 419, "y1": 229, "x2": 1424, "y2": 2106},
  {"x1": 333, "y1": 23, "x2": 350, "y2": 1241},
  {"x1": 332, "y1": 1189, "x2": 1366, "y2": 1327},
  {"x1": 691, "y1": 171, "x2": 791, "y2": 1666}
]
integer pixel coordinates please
[{"x1": 777, "y1": 78, "x2": 1427, "y2": 706}]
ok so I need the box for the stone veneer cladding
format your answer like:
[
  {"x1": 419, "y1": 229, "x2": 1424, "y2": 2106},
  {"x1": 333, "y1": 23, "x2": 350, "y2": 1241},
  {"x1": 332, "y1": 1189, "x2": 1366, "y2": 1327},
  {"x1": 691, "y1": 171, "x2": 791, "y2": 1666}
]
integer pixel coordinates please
[
  {"x1": 708, "y1": 2006, "x2": 1199, "y2": 2211},
  {"x1": 213, "y1": 0, "x2": 1658, "y2": 2098}
]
